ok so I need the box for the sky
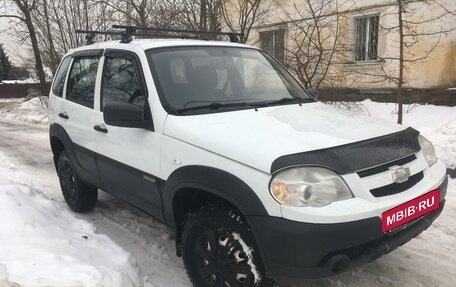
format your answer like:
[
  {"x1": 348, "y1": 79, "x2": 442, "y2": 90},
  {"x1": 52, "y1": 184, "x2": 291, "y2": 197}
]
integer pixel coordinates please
[{"x1": 0, "y1": 17, "x2": 29, "y2": 65}]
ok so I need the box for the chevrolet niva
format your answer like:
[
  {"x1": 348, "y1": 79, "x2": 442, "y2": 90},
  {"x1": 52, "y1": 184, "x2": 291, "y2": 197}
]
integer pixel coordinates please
[{"x1": 48, "y1": 31, "x2": 447, "y2": 287}]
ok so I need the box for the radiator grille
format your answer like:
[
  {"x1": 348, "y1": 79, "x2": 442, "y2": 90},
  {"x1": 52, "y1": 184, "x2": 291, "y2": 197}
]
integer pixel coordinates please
[
  {"x1": 357, "y1": 154, "x2": 417, "y2": 178},
  {"x1": 370, "y1": 172, "x2": 424, "y2": 197}
]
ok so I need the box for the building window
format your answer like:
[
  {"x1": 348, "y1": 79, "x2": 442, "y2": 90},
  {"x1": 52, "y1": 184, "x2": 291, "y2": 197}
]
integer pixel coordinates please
[
  {"x1": 260, "y1": 29, "x2": 285, "y2": 63},
  {"x1": 355, "y1": 15, "x2": 379, "y2": 61}
]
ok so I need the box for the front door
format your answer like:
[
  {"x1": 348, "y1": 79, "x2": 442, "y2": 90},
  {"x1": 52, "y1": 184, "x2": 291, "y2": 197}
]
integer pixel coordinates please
[{"x1": 93, "y1": 49, "x2": 164, "y2": 219}]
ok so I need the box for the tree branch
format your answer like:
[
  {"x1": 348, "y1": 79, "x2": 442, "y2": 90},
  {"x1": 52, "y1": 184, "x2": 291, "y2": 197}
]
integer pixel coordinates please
[{"x1": 0, "y1": 14, "x2": 26, "y2": 21}]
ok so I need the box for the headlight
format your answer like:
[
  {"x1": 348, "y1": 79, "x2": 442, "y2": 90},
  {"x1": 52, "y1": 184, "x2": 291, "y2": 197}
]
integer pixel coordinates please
[
  {"x1": 418, "y1": 135, "x2": 437, "y2": 167},
  {"x1": 269, "y1": 167, "x2": 353, "y2": 207}
]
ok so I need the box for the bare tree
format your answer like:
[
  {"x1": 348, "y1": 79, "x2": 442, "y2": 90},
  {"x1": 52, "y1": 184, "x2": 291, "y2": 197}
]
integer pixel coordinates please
[
  {"x1": 178, "y1": 0, "x2": 221, "y2": 34},
  {"x1": 37, "y1": 0, "x2": 59, "y2": 73},
  {"x1": 220, "y1": 0, "x2": 270, "y2": 43},
  {"x1": 347, "y1": 0, "x2": 456, "y2": 124},
  {"x1": 97, "y1": 0, "x2": 178, "y2": 28},
  {"x1": 30, "y1": 0, "x2": 120, "y2": 76},
  {"x1": 283, "y1": 0, "x2": 350, "y2": 88},
  {"x1": 0, "y1": 0, "x2": 47, "y2": 91},
  {"x1": 392, "y1": 0, "x2": 455, "y2": 123}
]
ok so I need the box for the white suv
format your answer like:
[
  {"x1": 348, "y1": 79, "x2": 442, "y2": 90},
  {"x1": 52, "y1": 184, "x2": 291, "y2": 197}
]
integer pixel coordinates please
[{"x1": 48, "y1": 32, "x2": 448, "y2": 286}]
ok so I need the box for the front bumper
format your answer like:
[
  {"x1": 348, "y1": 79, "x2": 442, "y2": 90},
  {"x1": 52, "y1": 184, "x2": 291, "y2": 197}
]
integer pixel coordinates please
[{"x1": 247, "y1": 176, "x2": 448, "y2": 284}]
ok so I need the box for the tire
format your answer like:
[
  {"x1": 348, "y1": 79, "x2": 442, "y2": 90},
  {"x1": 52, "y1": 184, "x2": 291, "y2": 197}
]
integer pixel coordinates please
[
  {"x1": 182, "y1": 205, "x2": 277, "y2": 287},
  {"x1": 57, "y1": 150, "x2": 98, "y2": 212}
]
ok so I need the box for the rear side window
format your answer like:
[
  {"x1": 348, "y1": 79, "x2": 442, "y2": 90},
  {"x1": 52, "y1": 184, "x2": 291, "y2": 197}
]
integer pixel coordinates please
[
  {"x1": 101, "y1": 56, "x2": 145, "y2": 111},
  {"x1": 66, "y1": 57, "x2": 100, "y2": 108},
  {"x1": 52, "y1": 56, "x2": 71, "y2": 97}
]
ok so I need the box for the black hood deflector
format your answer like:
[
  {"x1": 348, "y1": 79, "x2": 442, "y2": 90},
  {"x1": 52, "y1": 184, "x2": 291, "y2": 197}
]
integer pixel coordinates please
[{"x1": 271, "y1": 127, "x2": 421, "y2": 174}]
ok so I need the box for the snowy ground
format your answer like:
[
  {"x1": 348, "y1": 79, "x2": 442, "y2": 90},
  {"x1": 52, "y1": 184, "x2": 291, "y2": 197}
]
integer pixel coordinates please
[
  {"x1": 0, "y1": 98, "x2": 455, "y2": 287},
  {"x1": 0, "y1": 154, "x2": 141, "y2": 286}
]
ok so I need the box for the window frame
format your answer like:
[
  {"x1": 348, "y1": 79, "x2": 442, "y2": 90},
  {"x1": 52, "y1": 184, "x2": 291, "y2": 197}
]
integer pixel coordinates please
[
  {"x1": 259, "y1": 27, "x2": 286, "y2": 64},
  {"x1": 354, "y1": 14, "x2": 380, "y2": 62},
  {"x1": 52, "y1": 56, "x2": 72, "y2": 98},
  {"x1": 100, "y1": 49, "x2": 153, "y2": 128},
  {"x1": 100, "y1": 49, "x2": 149, "y2": 111},
  {"x1": 65, "y1": 51, "x2": 102, "y2": 109}
]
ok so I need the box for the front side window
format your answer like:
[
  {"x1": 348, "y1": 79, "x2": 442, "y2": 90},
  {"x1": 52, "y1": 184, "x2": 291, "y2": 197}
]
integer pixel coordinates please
[
  {"x1": 355, "y1": 15, "x2": 379, "y2": 61},
  {"x1": 260, "y1": 29, "x2": 285, "y2": 63},
  {"x1": 101, "y1": 56, "x2": 145, "y2": 111},
  {"x1": 52, "y1": 56, "x2": 72, "y2": 97},
  {"x1": 148, "y1": 47, "x2": 313, "y2": 115},
  {"x1": 66, "y1": 57, "x2": 100, "y2": 108}
]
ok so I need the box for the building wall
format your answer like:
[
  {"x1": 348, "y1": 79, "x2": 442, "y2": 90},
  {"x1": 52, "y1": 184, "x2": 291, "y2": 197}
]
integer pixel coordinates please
[{"x1": 224, "y1": 0, "x2": 456, "y2": 89}]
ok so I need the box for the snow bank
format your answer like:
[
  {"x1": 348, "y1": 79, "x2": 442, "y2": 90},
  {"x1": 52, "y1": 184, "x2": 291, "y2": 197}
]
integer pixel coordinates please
[
  {"x1": 18, "y1": 96, "x2": 48, "y2": 111},
  {"x1": 346, "y1": 100, "x2": 456, "y2": 169},
  {"x1": 428, "y1": 121, "x2": 456, "y2": 169},
  {"x1": 0, "y1": 97, "x2": 48, "y2": 124},
  {"x1": 0, "y1": 153, "x2": 142, "y2": 287}
]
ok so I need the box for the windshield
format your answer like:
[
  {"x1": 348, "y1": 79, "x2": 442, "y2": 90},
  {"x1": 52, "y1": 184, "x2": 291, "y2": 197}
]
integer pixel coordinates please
[{"x1": 147, "y1": 46, "x2": 314, "y2": 114}]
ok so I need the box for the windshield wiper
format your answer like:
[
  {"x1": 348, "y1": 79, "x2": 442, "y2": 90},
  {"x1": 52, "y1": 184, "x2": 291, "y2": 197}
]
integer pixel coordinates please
[
  {"x1": 258, "y1": 97, "x2": 315, "y2": 107},
  {"x1": 174, "y1": 97, "x2": 314, "y2": 114},
  {"x1": 175, "y1": 102, "x2": 255, "y2": 113}
]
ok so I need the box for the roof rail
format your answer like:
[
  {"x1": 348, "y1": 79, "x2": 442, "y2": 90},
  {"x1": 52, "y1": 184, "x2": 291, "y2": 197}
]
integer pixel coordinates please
[{"x1": 75, "y1": 25, "x2": 244, "y2": 46}]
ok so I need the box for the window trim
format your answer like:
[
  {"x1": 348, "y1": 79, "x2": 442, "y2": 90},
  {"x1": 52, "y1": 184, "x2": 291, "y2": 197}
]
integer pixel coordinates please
[
  {"x1": 52, "y1": 56, "x2": 72, "y2": 98},
  {"x1": 65, "y1": 54, "x2": 101, "y2": 109},
  {"x1": 72, "y1": 49, "x2": 104, "y2": 58},
  {"x1": 354, "y1": 14, "x2": 380, "y2": 62},
  {"x1": 62, "y1": 57, "x2": 74, "y2": 100}
]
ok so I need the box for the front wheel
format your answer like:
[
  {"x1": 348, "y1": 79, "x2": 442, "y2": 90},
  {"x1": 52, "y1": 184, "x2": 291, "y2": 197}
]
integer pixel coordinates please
[
  {"x1": 57, "y1": 150, "x2": 98, "y2": 212},
  {"x1": 182, "y1": 205, "x2": 276, "y2": 287}
]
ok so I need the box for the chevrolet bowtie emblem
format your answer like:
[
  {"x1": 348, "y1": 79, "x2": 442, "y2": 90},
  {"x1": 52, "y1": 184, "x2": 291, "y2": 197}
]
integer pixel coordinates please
[{"x1": 390, "y1": 166, "x2": 411, "y2": 183}]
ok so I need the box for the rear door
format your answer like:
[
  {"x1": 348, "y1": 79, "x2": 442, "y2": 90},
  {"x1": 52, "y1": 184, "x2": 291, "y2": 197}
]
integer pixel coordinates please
[
  {"x1": 93, "y1": 49, "x2": 164, "y2": 219},
  {"x1": 59, "y1": 50, "x2": 103, "y2": 186}
]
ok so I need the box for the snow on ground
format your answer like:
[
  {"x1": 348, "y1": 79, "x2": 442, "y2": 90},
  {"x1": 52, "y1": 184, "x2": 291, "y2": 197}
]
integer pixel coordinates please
[
  {"x1": 0, "y1": 97, "x2": 48, "y2": 124},
  {"x1": 0, "y1": 118, "x2": 191, "y2": 287},
  {"x1": 0, "y1": 98, "x2": 455, "y2": 287},
  {"x1": 0, "y1": 151, "x2": 142, "y2": 287},
  {"x1": 0, "y1": 79, "x2": 38, "y2": 85}
]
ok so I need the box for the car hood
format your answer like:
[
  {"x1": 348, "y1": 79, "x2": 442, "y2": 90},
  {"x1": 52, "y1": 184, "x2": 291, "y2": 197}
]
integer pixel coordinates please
[{"x1": 163, "y1": 102, "x2": 406, "y2": 174}]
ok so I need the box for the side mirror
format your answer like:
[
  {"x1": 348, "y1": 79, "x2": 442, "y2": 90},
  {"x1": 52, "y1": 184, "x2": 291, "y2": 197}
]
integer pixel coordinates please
[
  {"x1": 307, "y1": 88, "x2": 318, "y2": 99},
  {"x1": 104, "y1": 103, "x2": 145, "y2": 128}
]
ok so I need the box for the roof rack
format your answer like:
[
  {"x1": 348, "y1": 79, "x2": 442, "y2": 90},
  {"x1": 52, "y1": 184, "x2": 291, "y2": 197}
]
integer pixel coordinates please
[
  {"x1": 75, "y1": 25, "x2": 243, "y2": 46},
  {"x1": 75, "y1": 30, "x2": 125, "y2": 45}
]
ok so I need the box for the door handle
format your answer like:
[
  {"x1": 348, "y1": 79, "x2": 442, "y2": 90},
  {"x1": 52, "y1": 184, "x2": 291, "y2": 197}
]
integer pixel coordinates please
[
  {"x1": 94, "y1": 124, "x2": 108, "y2": 133},
  {"x1": 58, "y1": 112, "x2": 69, "y2": 119}
]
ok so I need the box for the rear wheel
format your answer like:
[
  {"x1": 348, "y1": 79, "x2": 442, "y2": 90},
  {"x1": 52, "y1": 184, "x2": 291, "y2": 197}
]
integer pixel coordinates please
[
  {"x1": 182, "y1": 205, "x2": 276, "y2": 287},
  {"x1": 57, "y1": 151, "x2": 97, "y2": 212}
]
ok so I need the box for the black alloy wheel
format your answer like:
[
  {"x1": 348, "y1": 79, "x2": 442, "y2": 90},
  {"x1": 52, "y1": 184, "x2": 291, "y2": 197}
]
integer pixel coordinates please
[
  {"x1": 57, "y1": 151, "x2": 98, "y2": 212},
  {"x1": 182, "y1": 205, "x2": 276, "y2": 287},
  {"x1": 194, "y1": 228, "x2": 254, "y2": 286}
]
